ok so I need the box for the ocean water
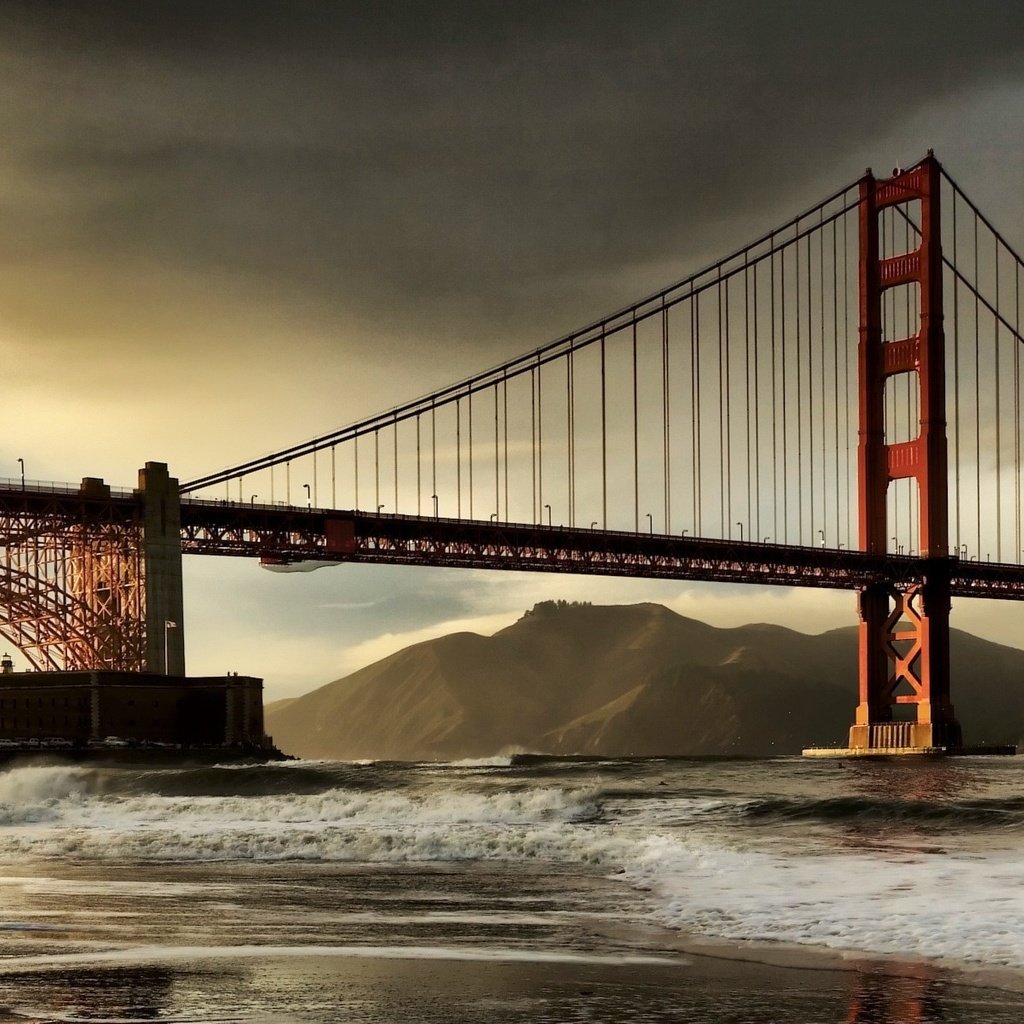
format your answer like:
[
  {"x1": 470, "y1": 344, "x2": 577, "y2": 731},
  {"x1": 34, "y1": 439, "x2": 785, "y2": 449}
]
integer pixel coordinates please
[{"x1": 1, "y1": 755, "x2": 1024, "y2": 1021}]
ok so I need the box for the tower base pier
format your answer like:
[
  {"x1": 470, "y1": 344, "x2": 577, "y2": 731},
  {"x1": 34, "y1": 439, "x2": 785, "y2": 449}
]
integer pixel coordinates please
[{"x1": 802, "y1": 745, "x2": 1016, "y2": 758}]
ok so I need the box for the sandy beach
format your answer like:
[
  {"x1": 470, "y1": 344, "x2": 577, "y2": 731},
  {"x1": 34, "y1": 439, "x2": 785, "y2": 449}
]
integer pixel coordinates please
[
  {"x1": 4, "y1": 941, "x2": 1024, "y2": 1023},
  {"x1": 2, "y1": 756, "x2": 1024, "y2": 1021}
]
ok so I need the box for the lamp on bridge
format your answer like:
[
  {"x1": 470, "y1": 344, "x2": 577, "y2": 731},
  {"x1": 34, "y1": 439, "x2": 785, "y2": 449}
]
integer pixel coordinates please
[
  {"x1": 544, "y1": 503, "x2": 551, "y2": 526},
  {"x1": 431, "y1": 494, "x2": 439, "y2": 517},
  {"x1": 303, "y1": 483, "x2": 311, "y2": 509},
  {"x1": 16, "y1": 458, "x2": 23, "y2": 490},
  {"x1": 163, "y1": 620, "x2": 177, "y2": 676}
]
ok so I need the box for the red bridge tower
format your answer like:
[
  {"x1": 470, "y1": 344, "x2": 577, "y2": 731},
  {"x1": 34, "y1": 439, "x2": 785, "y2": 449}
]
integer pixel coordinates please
[{"x1": 850, "y1": 154, "x2": 962, "y2": 752}]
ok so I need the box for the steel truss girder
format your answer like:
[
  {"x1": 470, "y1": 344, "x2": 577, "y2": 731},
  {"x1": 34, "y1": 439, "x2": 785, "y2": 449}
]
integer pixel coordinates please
[
  {"x1": 0, "y1": 490, "x2": 145, "y2": 671},
  {"x1": 5, "y1": 483, "x2": 1024, "y2": 678},
  {"x1": 179, "y1": 503, "x2": 1024, "y2": 596}
]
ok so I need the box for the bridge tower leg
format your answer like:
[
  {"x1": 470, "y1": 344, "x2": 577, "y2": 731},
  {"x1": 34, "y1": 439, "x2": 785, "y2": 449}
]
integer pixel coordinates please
[
  {"x1": 849, "y1": 155, "x2": 961, "y2": 752},
  {"x1": 139, "y1": 462, "x2": 185, "y2": 676}
]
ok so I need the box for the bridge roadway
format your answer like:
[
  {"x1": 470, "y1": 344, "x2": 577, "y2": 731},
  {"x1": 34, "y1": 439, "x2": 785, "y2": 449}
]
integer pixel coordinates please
[{"x1": 3, "y1": 482, "x2": 1024, "y2": 600}]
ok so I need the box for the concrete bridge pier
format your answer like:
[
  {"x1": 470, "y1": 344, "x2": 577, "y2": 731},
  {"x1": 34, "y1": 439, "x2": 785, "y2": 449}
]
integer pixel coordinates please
[{"x1": 139, "y1": 462, "x2": 185, "y2": 676}]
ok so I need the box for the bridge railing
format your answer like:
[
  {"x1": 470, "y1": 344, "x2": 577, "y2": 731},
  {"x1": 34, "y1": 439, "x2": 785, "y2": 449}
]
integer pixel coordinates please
[{"x1": 0, "y1": 479, "x2": 136, "y2": 499}]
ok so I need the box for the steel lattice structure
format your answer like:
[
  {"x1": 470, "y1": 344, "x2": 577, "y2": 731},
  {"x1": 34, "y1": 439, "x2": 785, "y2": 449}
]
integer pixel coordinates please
[{"x1": 0, "y1": 486, "x2": 144, "y2": 671}]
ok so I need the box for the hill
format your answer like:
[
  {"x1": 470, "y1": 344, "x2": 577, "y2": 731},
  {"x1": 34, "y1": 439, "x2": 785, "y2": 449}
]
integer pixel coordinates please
[{"x1": 265, "y1": 601, "x2": 1024, "y2": 759}]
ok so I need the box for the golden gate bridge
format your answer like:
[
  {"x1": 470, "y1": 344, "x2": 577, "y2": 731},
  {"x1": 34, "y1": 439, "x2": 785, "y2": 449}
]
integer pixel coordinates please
[{"x1": 2, "y1": 152, "x2": 1022, "y2": 753}]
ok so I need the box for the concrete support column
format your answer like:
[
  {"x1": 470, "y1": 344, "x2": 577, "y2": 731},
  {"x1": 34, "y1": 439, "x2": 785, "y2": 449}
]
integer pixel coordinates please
[{"x1": 139, "y1": 463, "x2": 185, "y2": 676}]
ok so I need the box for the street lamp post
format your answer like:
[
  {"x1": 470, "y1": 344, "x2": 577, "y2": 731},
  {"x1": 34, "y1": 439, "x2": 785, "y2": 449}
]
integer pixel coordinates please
[
  {"x1": 250, "y1": 494, "x2": 257, "y2": 505},
  {"x1": 164, "y1": 620, "x2": 177, "y2": 676},
  {"x1": 646, "y1": 512, "x2": 653, "y2": 534},
  {"x1": 544, "y1": 503, "x2": 552, "y2": 526},
  {"x1": 736, "y1": 522, "x2": 744, "y2": 542},
  {"x1": 16, "y1": 458, "x2": 24, "y2": 490},
  {"x1": 431, "y1": 494, "x2": 439, "y2": 517},
  {"x1": 303, "y1": 483, "x2": 311, "y2": 508}
]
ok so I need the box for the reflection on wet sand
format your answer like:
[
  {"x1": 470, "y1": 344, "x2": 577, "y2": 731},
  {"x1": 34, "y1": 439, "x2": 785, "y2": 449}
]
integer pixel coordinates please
[
  {"x1": 845, "y1": 967, "x2": 943, "y2": 1024},
  {"x1": 0, "y1": 966, "x2": 176, "y2": 1020},
  {"x1": 0, "y1": 957, "x2": 1015, "y2": 1024}
]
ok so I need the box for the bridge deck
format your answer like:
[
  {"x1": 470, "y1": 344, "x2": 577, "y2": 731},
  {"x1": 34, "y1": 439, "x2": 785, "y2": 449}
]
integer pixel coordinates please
[{"x1": 2, "y1": 485, "x2": 1023, "y2": 599}]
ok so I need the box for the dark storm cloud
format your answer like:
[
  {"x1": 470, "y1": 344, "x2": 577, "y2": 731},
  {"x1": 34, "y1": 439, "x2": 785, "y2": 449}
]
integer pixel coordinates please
[{"x1": 1, "y1": 1, "x2": 1022, "y2": 361}]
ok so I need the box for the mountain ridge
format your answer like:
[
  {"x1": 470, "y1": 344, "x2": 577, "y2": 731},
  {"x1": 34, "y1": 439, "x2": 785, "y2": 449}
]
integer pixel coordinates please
[{"x1": 266, "y1": 601, "x2": 1024, "y2": 759}]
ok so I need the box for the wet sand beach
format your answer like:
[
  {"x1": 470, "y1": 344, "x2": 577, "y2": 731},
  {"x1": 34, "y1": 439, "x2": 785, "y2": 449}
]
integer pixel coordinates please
[
  {"x1": 1, "y1": 756, "x2": 1024, "y2": 1021},
  {"x1": 4, "y1": 942, "x2": 1024, "y2": 1023}
]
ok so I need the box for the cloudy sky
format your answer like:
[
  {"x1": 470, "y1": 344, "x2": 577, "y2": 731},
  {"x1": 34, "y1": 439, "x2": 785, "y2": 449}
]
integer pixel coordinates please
[{"x1": 2, "y1": 1, "x2": 1024, "y2": 698}]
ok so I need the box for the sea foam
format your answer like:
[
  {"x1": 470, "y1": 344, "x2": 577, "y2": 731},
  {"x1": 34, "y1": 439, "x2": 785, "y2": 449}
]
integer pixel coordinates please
[{"x1": 624, "y1": 831, "x2": 1024, "y2": 969}]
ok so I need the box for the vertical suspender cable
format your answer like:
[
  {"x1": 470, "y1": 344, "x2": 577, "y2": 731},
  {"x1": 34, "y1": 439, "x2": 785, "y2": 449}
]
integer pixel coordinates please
[
  {"x1": 995, "y1": 235, "x2": 1002, "y2": 561},
  {"x1": 373, "y1": 434, "x2": 379, "y2": 512},
  {"x1": 819, "y1": 213, "x2": 826, "y2": 543},
  {"x1": 494, "y1": 382, "x2": 500, "y2": 519},
  {"x1": 431, "y1": 403, "x2": 437, "y2": 515},
  {"x1": 952, "y1": 193, "x2": 961, "y2": 552},
  {"x1": 770, "y1": 238, "x2": 778, "y2": 542},
  {"x1": 537, "y1": 355, "x2": 543, "y2": 525},
  {"x1": 724, "y1": 274, "x2": 732, "y2": 537},
  {"x1": 331, "y1": 445, "x2": 336, "y2": 508},
  {"x1": 807, "y1": 224, "x2": 815, "y2": 544},
  {"x1": 744, "y1": 257, "x2": 752, "y2": 535},
  {"x1": 780, "y1": 241, "x2": 788, "y2": 542},
  {"x1": 503, "y1": 373, "x2": 509, "y2": 522},
  {"x1": 601, "y1": 331, "x2": 608, "y2": 530},
  {"x1": 468, "y1": 389, "x2": 474, "y2": 520},
  {"x1": 353, "y1": 439, "x2": 357, "y2": 510},
  {"x1": 691, "y1": 298, "x2": 697, "y2": 531},
  {"x1": 904, "y1": 210, "x2": 913, "y2": 552},
  {"x1": 718, "y1": 271, "x2": 726, "y2": 536},
  {"x1": 1011, "y1": 256, "x2": 1019, "y2": 561},
  {"x1": 844, "y1": 207, "x2": 852, "y2": 547},
  {"x1": 393, "y1": 414, "x2": 398, "y2": 514},
  {"x1": 663, "y1": 300, "x2": 670, "y2": 532},
  {"x1": 415, "y1": 418, "x2": 421, "y2": 516},
  {"x1": 975, "y1": 214, "x2": 981, "y2": 557},
  {"x1": 633, "y1": 316, "x2": 640, "y2": 533},
  {"x1": 832, "y1": 217, "x2": 840, "y2": 544},
  {"x1": 752, "y1": 253, "x2": 761, "y2": 539},
  {"x1": 694, "y1": 295, "x2": 702, "y2": 534},
  {"x1": 567, "y1": 350, "x2": 574, "y2": 527},
  {"x1": 530, "y1": 368, "x2": 537, "y2": 522},
  {"x1": 456, "y1": 398, "x2": 462, "y2": 519},
  {"x1": 796, "y1": 225, "x2": 804, "y2": 543}
]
